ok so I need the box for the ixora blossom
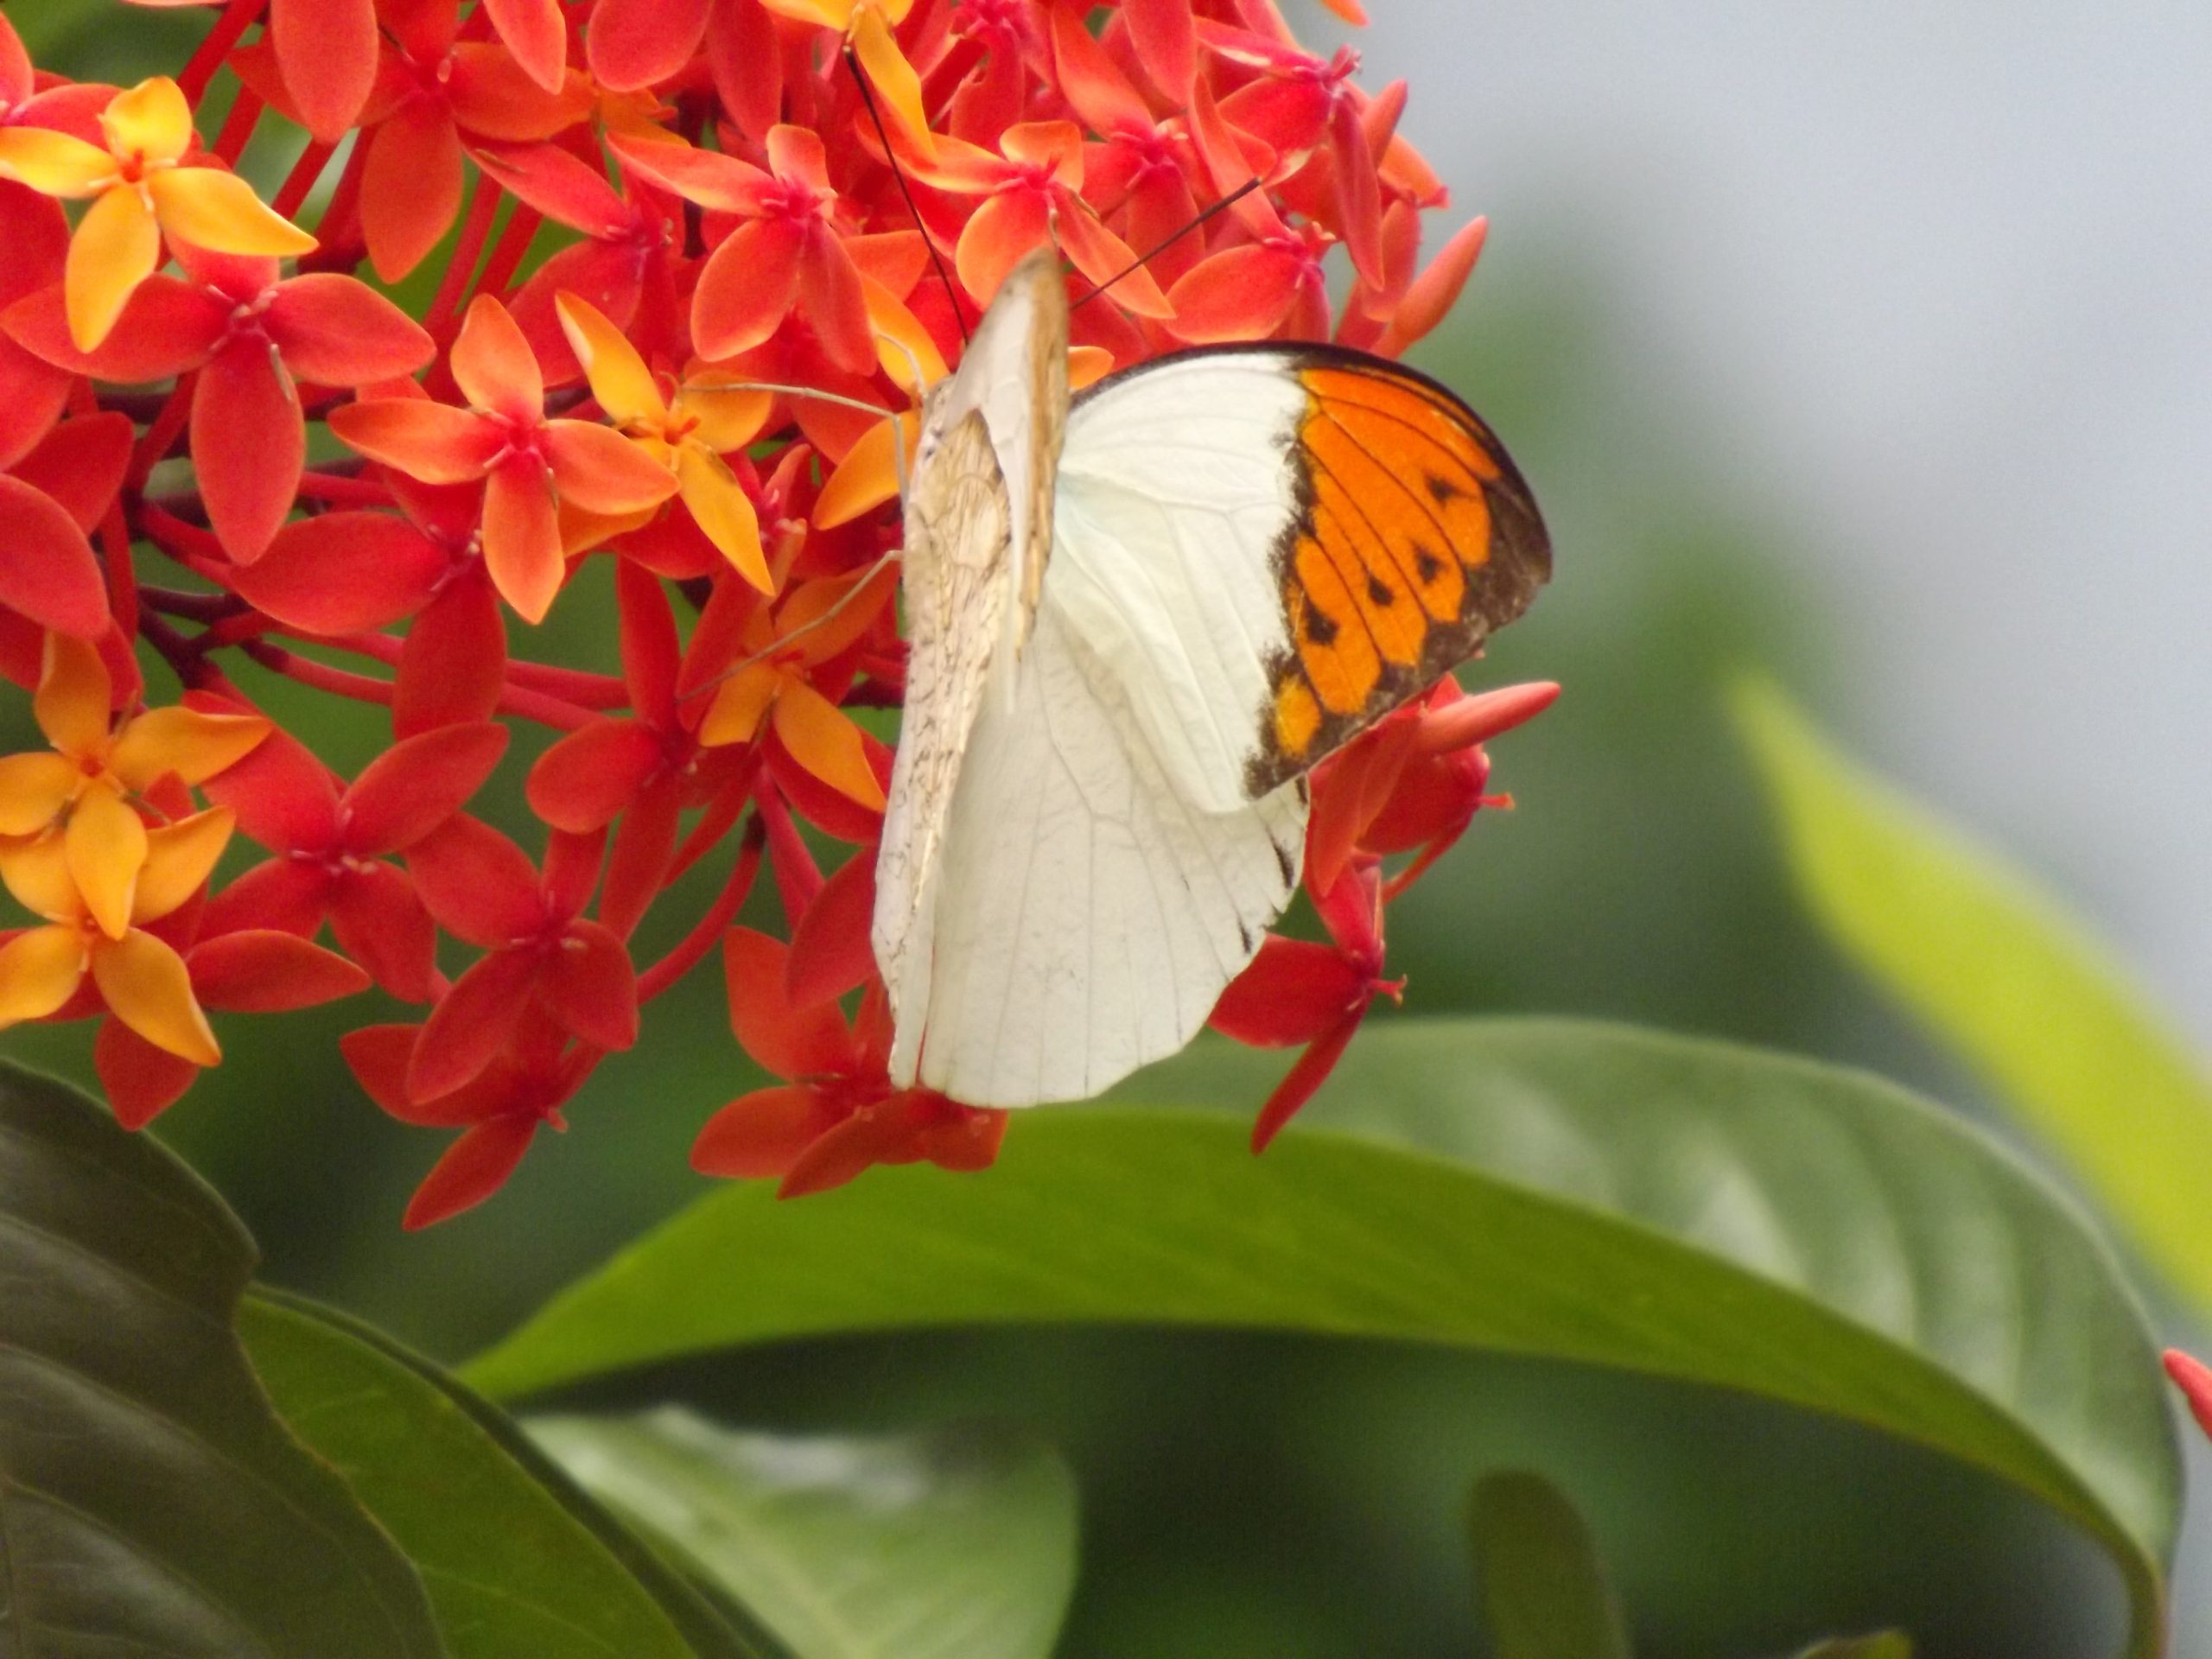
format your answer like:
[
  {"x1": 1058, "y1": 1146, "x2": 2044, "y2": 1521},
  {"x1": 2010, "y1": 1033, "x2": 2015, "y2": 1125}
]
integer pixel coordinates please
[{"x1": 0, "y1": 0, "x2": 1550, "y2": 1226}]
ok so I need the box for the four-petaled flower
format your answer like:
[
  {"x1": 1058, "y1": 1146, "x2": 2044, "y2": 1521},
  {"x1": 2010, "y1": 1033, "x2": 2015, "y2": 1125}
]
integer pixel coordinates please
[
  {"x1": 329, "y1": 295, "x2": 679, "y2": 622},
  {"x1": 0, "y1": 634, "x2": 267, "y2": 938},
  {"x1": 0, "y1": 76, "x2": 314, "y2": 347}
]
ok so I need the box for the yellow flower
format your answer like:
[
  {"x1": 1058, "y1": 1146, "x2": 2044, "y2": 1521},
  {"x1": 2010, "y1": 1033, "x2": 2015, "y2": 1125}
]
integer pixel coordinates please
[
  {"x1": 755, "y1": 0, "x2": 934, "y2": 156},
  {"x1": 556, "y1": 292, "x2": 776, "y2": 592},
  {"x1": 0, "y1": 77, "x2": 316, "y2": 347},
  {"x1": 0, "y1": 634, "x2": 267, "y2": 938},
  {"x1": 0, "y1": 807, "x2": 235, "y2": 1065}
]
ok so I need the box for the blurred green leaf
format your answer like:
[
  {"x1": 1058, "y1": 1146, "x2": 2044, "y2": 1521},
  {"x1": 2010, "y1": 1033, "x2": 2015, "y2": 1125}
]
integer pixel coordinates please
[
  {"x1": 462, "y1": 1020, "x2": 2177, "y2": 1658},
  {"x1": 1467, "y1": 1470, "x2": 1630, "y2": 1659},
  {"x1": 1793, "y1": 1635, "x2": 1913, "y2": 1658},
  {"x1": 1732, "y1": 676, "x2": 2212, "y2": 1319},
  {"x1": 531, "y1": 1409, "x2": 1077, "y2": 1659},
  {"x1": 238, "y1": 1293, "x2": 785, "y2": 1659},
  {"x1": 0, "y1": 1060, "x2": 441, "y2": 1658}
]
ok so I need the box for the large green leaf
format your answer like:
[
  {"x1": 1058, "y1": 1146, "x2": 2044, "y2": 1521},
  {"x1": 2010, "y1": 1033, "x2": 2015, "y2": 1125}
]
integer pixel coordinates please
[
  {"x1": 238, "y1": 1293, "x2": 786, "y2": 1659},
  {"x1": 0, "y1": 1061, "x2": 442, "y2": 1658},
  {"x1": 1467, "y1": 1470, "x2": 1630, "y2": 1659},
  {"x1": 1732, "y1": 676, "x2": 2212, "y2": 1317},
  {"x1": 462, "y1": 1020, "x2": 2179, "y2": 1657},
  {"x1": 532, "y1": 1410, "x2": 1077, "y2": 1659}
]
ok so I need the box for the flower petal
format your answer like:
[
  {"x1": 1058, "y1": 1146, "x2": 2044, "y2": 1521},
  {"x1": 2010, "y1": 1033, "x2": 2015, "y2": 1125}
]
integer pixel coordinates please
[
  {"x1": 264, "y1": 272, "x2": 436, "y2": 385},
  {"x1": 690, "y1": 215, "x2": 804, "y2": 361},
  {"x1": 407, "y1": 947, "x2": 537, "y2": 1101},
  {"x1": 675, "y1": 446, "x2": 770, "y2": 591},
  {"x1": 0, "y1": 474, "x2": 106, "y2": 638},
  {"x1": 110, "y1": 706, "x2": 270, "y2": 791},
  {"x1": 345, "y1": 721, "x2": 508, "y2": 854},
  {"x1": 479, "y1": 0, "x2": 569, "y2": 92},
  {"x1": 0, "y1": 751, "x2": 77, "y2": 834},
  {"x1": 361, "y1": 102, "x2": 464, "y2": 283},
  {"x1": 327, "y1": 861, "x2": 438, "y2": 1001},
  {"x1": 34, "y1": 631, "x2": 111, "y2": 756},
  {"x1": 607, "y1": 130, "x2": 773, "y2": 213},
  {"x1": 525, "y1": 719, "x2": 664, "y2": 832},
  {"x1": 587, "y1": 0, "x2": 712, "y2": 92},
  {"x1": 148, "y1": 167, "x2": 317, "y2": 257},
  {"x1": 188, "y1": 929, "x2": 369, "y2": 1012},
  {"x1": 555, "y1": 292, "x2": 665, "y2": 428},
  {"x1": 270, "y1": 0, "x2": 379, "y2": 141},
  {"x1": 1, "y1": 830, "x2": 85, "y2": 923},
  {"x1": 327, "y1": 397, "x2": 505, "y2": 483},
  {"x1": 406, "y1": 814, "x2": 545, "y2": 947},
  {"x1": 395, "y1": 572, "x2": 506, "y2": 737},
  {"x1": 100, "y1": 78, "x2": 194, "y2": 164},
  {"x1": 192, "y1": 338, "x2": 303, "y2": 562},
  {"x1": 953, "y1": 190, "x2": 1049, "y2": 312},
  {"x1": 131, "y1": 807, "x2": 235, "y2": 925},
  {"x1": 771, "y1": 677, "x2": 887, "y2": 810},
  {"x1": 785, "y1": 848, "x2": 876, "y2": 1009},
  {"x1": 65, "y1": 185, "x2": 160, "y2": 350},
  {"x1": 542, "y1": 419, "x2": 681, "y2": 513},
  {"x1": 94, "y1": 1014, "x2": 200, "y2": 1129},
  {"x1": 0, "y1": 924, "x2": 89, "y2": 1025},
  {"x1": 690, "y1": 1084, "x2": 836, "y2": 1179},
  {"x1": 231, "y1": 510, "x2": 452, "y2": 634},
  {"x1": 721, "y1": 926, "x2": 854, "y2": 1080},
  {"x1": 0, "y1": 127, "x2": 114, "y2": 196},
  {"x1": 698, "y1": 661, "x2": 780, "y2": 747},
  {"x1": 92, "y1": 926, "x2": 219, "y2": 1065},
  {"x1": 482, "y1": 458, "x2": 567, "y2": 622},
  {"x1": 402, "y1": 1115, "x2": 537, "y2": 1229},
  {"x1": 452, "y1": 293, "x2": 545, "y2": 423},
  {"x1": 848, "y1": 3, "x2": 934, "y2": 157},
  {"x1": 537, "y1": 919, "x2": 638, "y2": 1052},
  {"x1": 67, "y1": 785, "x2": 147, "y2": 939}
]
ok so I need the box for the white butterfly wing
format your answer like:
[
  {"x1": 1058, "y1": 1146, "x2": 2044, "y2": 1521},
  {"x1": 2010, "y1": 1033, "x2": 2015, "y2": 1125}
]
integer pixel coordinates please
[{"x1": 890, "y1": 597, "x2": 1303, "y2": 1107}]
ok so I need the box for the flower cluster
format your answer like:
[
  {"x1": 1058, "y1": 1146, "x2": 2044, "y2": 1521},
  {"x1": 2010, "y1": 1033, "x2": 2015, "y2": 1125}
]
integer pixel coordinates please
[{"x1": 0, "y1": 0, "x2": 1548, "y2": 1226}]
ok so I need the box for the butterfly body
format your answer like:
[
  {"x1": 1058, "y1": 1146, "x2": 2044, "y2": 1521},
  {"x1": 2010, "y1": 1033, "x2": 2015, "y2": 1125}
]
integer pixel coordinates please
[{"x1": 874, "y1": 251, "x2": 1548, "y2": 1109}]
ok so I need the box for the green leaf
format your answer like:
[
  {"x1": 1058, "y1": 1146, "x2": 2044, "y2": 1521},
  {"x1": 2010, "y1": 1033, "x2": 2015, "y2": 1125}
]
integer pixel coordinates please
[
  {"x1": 1467, "y1": 1470, "x2": 1630, "y2": 1659},
  {"x1": 0, "y1": 1060, "x2": 442, "y2": 1658},
  {"x1": 531, "y1": 1410, "x2": 1078, "y2": 1659},
  {"x1": 462, "y1": 1020, "x2": 2178, "y2": 1657},
  {"x1": 1793, "y1": 1635, "x2": 1913, "y2": 1658},
  {"x1": 237, "y1": 1292, "x2": 787, "y2": 1659},
  {"x1": 1732, "y1": 675, "x2": 2212, "y2": 1318}
]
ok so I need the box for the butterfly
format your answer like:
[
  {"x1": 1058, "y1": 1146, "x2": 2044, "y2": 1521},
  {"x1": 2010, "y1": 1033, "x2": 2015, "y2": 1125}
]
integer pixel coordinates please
[{"x1": 872, "y1": 250, "x2": 1549, "y2": 1109}]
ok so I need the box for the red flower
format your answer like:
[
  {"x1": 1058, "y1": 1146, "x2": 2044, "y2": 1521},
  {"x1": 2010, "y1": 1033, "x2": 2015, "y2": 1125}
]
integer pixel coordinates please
[
  {"x1": 2168, "y1": 1351, "x2": 2212, "y2": 1446},
  {"x1": 344, "y1": 1009, "x2": 594, "y2": 1228},
  {"x1": 203, "y1": 717, "x2": 508, "y2": 1000},
  {"x1": 692, "y1": 926, "x2": 1004, "y2": 1197},
  {"x1": 404, "y1": 815, "x2": 638, "y2": 1101},
  {"x1": 6, "y1": 245, "x2": 433, "y2": 559}
]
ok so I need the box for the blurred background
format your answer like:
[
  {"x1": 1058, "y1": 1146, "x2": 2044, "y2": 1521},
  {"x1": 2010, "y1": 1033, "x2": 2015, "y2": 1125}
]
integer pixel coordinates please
[{"x1": 3, "y1": 1, "x2": 2206, "y2": 1653}]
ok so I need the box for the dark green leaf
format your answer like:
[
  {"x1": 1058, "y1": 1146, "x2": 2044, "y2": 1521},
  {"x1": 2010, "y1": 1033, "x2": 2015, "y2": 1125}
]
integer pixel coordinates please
[
  {"x1": 1467, "y1": 1470, "x2": 1630, "y2": 1659},
  {"x1": 0, "y1": 1060, "x2": 441, "y2": 1658},
  {"x1": 1732, "y1": 675, "x2": 2212, "y2": 1318},
  {"x1": 461, "y1": 1020, "x2": 2177, "y2": 1658},
  {"x1": 531, "y1": 1410, "x2": 1077, "y2": 1659},
  {"x1": 238, "y1": 1292, "x2": 785, "y2": 1659}
]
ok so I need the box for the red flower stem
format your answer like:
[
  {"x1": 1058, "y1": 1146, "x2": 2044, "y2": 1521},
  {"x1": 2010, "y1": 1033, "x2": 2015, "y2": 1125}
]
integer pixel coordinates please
[
  {"x1": 128, "y1": 380, "x2": 197, "y2": 493},
  {"x1": 139, "y1": 610, "x2": 224, "y2": 692},
  {"x1": 637, "y1": 817, "x2": 763, "y2": 1002},
  {"x1": 474, "y1": 205, "x2": 545, "y2": 301},
  {"x1": 134, "y1": 501, "x2": 227, "y2": 567},
  {"x1": 192, "y1": 611, "x2": 276, "y2": 652},
  {"x1": 334, "y1": 629, "x2": 630, "y2": 709},
  {"x1": 495, "y1": 683, "x2": 602, "y2": 730},
  {"x1": 272, "y1": 141, "x2": 339, "y2": 219},
  {"x1": 424, "y1": 178, "x2": 503, "y2": 336},
  {"x1": 290, "y1": 470, "x2": 392, "y2": 506},
  {"x1": 180, "y1": 0, "x2": 266, "y2": 105},
  {"x1": 99, "y1": 503, "x2": 137, "y2": 634},
  {"x1": 303, "y1": 140, "x2": 371, "y2": 269},
  {"x1": 207, "y1": 86, "x2": 264, "y2": 167},
  {"x1": 240, "y1": 640, "x2": 397, "y2": 706},
  {"x1": 139, "y1": 586, "x2": 242, "y2": 624}
]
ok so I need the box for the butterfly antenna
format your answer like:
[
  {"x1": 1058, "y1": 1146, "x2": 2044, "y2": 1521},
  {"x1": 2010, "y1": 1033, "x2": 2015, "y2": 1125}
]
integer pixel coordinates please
[
  {"x1": 1071, "y1": 177, "x2": 1265, "y2": 312},
  {"x1": 678, "y1": 551, "x2": 902, "y2": 702},
  {"x1": 844, "y1": 46, "x2": 969, "y2": 348}
]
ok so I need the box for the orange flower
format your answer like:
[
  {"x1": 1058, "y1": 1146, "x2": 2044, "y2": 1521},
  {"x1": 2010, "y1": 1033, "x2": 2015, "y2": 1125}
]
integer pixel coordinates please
[
  {"x1": 758, "y1": 0, "x2": 933, "y2": 156},
  {"x1": 555, "y1": 292, "x2": 774, "y2": 591},
  {"x1": 698, "y1": 568, "x2": 896, "y2": 810},
  {"x1": 0, "y1": 77, "x2": 315, "y2": 347},
  {"x1": 327, "y1": 295, "x2": 680, "y2": 623},
  {"x1": 0, "y1": 634, "x2": 267, "y2": 939},
  {"x1": 0, "y1": 804, "x2": 236, "y2": 1065}
]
